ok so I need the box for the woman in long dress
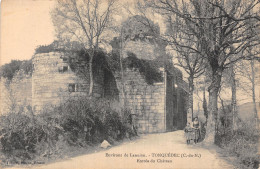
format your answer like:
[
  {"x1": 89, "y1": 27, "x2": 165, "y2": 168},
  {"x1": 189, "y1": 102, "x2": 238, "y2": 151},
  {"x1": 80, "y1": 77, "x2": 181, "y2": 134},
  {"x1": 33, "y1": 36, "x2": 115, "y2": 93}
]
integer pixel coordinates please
[
  {"x1": 192, "y1": 117, "x2": 200, "y2": 143},
  {"x1": 184, "y1": 122, "x2": 193, "y2": 144}
]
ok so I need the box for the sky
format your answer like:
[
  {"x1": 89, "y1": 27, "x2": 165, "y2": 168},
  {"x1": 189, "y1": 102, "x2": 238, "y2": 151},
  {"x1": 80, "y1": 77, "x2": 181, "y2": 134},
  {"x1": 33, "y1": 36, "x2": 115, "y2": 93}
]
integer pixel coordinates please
[
  {"x1": 0, "y1": 0, "x2": 165, "y2": 66},
  {"x1": 1, "y1": 0, "x2": 56, "y2": 65},
  {"x1": 0, "y1": 0, "x2": 258, "y2": 106},
  {"x1": 0, "y1": 0, "x2": 164, "y2": 66}
]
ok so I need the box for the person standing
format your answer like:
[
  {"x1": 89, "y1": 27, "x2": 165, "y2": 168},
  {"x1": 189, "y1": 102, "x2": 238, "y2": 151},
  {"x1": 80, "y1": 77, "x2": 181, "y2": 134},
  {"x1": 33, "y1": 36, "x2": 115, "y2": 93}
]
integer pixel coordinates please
[
  {"x1": 184, "y1": 122, "x2": 193, "y2": 144},
  {"x1": 192, "y1": 117, "x2": 200, "y2": 143}
]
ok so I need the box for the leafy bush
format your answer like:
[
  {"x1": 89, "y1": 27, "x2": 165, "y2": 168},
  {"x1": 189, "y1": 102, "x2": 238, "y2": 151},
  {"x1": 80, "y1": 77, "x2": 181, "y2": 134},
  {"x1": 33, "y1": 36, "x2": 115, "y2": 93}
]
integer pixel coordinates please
[
  {"x1": 0, "y1": 107, "x2": 64, "y2": 164},
  {"x1": 59, "y1": 98, "x2": 133, "y2": 145},
  {"x1": 0, "y1": 60, "x2": 32, "y2": 81},
  {"x1": 104, "y1": 111, "x2": 127, "y2": 141},
  {"x1": 216, "y1": 110, "x2": 259, "y2": 169},
  {"x1": 0, "y1": 98, "x2": 136, "y2": 165}
]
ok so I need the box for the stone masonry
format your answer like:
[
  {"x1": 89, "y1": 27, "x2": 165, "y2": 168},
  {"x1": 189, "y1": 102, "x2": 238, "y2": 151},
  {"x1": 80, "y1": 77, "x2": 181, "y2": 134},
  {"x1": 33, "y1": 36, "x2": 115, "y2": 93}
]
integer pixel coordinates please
[
  {"x1": 111, "y1": 15, "x2": 189, "y2": 133},
  {"x1": 0, "y1": 51, "x2": 104, "y2": 114},
  {"x1": 0, "y1": 70, "x2": 32, "y2": 115},
  {"x1": 114, "y1": 68, "x2": 166, "y2": 133},
  {"x1": 32, "y1": 52, "x2": 103, "y2": 111},
  {"x1": 0, "y1": 15, "x2": 189, "y2": 134}
]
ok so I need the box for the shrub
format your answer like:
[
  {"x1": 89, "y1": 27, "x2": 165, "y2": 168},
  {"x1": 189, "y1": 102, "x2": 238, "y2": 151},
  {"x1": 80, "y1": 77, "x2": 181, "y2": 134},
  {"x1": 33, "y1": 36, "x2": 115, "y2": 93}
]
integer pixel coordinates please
[
  {"x1": 216, "y1": 114, "x2": 259, "y2": 169},
  {"x1": 104, "y1": 111, "x2": 126, "y2": 141},
  {"x1": 0, "y1": 98, "x2": 136, "y2": 165},
  {"x1": 59, "y1": 97, "x2": 134, "y2": 145},
  {"x1": 0, "y1": 60, "x2": 32, "y2": 81},
  {"x1": 0, "y1": 106, "x2": 65, "y2": 164}
]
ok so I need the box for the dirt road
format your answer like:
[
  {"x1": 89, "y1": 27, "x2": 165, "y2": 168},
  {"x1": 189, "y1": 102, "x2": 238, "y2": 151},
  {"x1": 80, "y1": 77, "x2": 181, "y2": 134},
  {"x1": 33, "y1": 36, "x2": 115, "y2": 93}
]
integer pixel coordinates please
[{"x1": 9, "y1": 131, "x2": 234, "y2": 169}]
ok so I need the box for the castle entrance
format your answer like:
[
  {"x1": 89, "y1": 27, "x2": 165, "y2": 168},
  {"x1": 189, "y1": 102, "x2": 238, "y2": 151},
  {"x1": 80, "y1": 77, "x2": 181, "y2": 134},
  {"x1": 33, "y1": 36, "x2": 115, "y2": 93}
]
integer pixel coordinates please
[{"x1": 166, "y1": 73, "x2": 187, "y2": 131}]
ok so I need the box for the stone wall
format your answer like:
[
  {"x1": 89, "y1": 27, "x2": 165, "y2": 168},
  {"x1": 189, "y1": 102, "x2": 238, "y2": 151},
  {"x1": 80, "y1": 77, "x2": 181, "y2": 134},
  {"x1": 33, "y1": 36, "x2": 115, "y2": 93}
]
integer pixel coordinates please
[
  {"x1": 1, "y1": 51, "x2": 105, "y2": 114},
  {"x1": 0, "y1": 79, "x2": 8, "y2": 115},
  {"x1": 112, "y1": 23, "x2": 187, "y2": 132},
  {"x1": 113, "y1": 66, "x2": 188, "y2": 133},
  {"x1": 115, "y1": 68, "x2": 166, "y2": 133},
  {"x1": 0, "y1": 70, "x2": 32, "y2": 115},
  {"x1": 32, "y1": 52, "x2": 103, "y2": 111},
  {"x1": 11, "y1": 72, "x2": 32, "y2": 106}
]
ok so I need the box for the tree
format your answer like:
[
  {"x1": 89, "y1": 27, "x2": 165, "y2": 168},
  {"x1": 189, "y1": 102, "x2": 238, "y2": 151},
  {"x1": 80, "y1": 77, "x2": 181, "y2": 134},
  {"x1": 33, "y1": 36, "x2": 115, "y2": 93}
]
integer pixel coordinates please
[
  {"x1": 148, "y1": 0, "x2": 260, "y2": 143},
  {"x1": 230, "y1": 64, "x2": 237, "y2": 132},
  {"x1": 237, "y1": 57, "x2": 259, "y2": 129},
  {"x1": 167, "y1": 23, "x2": 205, "y2": 122},
  {"x1": 51, "y1": 0, "x2": 117, "y2": 96},
  {"x1": 0, "y1": 60, "x2": 32, "y2": 81},
  {"x1": 0, "y1": 60, "x2": 23, "y2": 81},
  {"x1": 219, "y1": 63, "x2": 238, "y2": 132},
  {"x1": 249, "y1": 59, "x2": 259, "y2": 129}
]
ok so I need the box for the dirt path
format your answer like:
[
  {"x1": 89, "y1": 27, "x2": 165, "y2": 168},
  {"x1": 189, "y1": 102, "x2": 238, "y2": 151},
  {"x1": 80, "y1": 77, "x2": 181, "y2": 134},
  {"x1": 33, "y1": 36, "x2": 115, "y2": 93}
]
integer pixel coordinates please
[{"x1": 8, "y1": 131, "x2": 234, "y2": 169}]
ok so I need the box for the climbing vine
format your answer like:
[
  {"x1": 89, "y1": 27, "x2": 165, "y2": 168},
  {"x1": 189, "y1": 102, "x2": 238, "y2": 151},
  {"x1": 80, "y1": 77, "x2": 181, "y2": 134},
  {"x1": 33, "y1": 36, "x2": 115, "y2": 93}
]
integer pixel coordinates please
[
  {"x1": 123, "y1": 52, "x2": 163, "y2": 85},
  {"x1": 107, "y1": 51, "x2": 164, "y2": 85}
]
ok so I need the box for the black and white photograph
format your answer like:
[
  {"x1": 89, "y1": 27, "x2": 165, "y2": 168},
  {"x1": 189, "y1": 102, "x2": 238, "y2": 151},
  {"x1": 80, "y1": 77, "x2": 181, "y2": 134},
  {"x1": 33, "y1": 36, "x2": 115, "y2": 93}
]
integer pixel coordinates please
[{"x1": 0, "y1": 0, "x2": 259, "y2": 168}]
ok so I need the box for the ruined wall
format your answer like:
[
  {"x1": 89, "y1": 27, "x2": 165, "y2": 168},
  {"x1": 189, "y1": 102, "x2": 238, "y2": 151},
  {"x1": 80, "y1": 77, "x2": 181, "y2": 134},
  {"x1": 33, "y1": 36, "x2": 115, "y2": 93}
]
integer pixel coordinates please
[
  {"x1": 123, "y1": 39, "x2": 166, "y2": 60},
  {"x1": 0, "y1": 79, "x2": 8, "y2": 115},
  {"x1": 115, "y1": 68, "x2": 166, "y2": 133},
  {"x1": 1, "y1": 51, "x2": 105, "y2": 114},
  {"x1": 0, "y1": 70, "x2": 32, "y2": 115},
  {"x1": 32, "y1": 52, "x2": 103, "y2": 111},
  {"x1": 113, "y1": 67, "x2": 188, "y2": 133},
  {"x1": 110, "y1": 32, "x2": 188, "y2": 132},
  {"x1": 11, "y1": 71, "x2": 32, "y2": 106}
]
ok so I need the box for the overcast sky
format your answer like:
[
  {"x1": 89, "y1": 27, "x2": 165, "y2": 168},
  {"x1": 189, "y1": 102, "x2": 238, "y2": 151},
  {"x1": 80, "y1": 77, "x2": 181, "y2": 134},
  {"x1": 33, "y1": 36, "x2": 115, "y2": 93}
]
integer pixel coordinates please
[
  {"x1": 0, "y1": 0, "x2": 142, "y2": 65},
  {"x1": 1, "y1": 0, "x2": 56, "y2": 65},
  {"x1": 0, "y1": 0, "x2": 258, "y2": 106}
]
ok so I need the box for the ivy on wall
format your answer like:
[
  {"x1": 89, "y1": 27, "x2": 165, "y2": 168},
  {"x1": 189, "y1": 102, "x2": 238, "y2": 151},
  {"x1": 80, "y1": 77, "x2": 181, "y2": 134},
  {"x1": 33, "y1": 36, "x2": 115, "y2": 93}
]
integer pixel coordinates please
[
  {"x1": 123, "y1": 52, "x2": 163, "y2": 85},
  {"x1": 68, "y1": 49, "x2": 109, "y2": 77},
  {"x1": 107, "y1": 51, "x2": 164, "y2": 85},
  {"x1": 68, "y1": 48, "x2": 165, "y2": 85}
]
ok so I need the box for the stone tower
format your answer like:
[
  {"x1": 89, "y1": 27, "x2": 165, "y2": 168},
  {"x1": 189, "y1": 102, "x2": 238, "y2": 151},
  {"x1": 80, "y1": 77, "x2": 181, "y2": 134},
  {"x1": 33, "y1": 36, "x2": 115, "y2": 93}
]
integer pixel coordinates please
[{"x1": 32, "y1": 52, "x2": 103, "y2": 111}]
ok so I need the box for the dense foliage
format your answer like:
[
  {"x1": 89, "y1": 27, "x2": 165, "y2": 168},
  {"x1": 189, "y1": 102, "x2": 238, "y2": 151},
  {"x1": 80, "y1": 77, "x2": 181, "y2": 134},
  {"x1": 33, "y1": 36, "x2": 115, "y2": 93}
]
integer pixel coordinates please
[
  {"x1": 34, "y1": 41, "x2": 84, "y2": 54},
  {"x1": 107, "y1": 51, "x2": 165, "y2": 85},
  {"x1": 0, "y1": 60, "x2": 32, "y2": 80},
  {"x1": 123, "y1": 52, "x2": 163, "y2": 85},
  {"x1": 35, "y1": 40, "x2": 177, "y2": 86},
  {"x1": 121, "y1": 15, "x2": 160, "y2": 41},
  {"x1": 215, "y1": 105, "x2": 259, "y2": 169},
  {"x1": 68, "y1": 48, "x2": 168, "y2": 85},
  {"x1": 0, "y1": 98, "x2": 136, "y2": 165},
  {"x1": 68, "y1": 49, "x2": 110, "y2": 79}
]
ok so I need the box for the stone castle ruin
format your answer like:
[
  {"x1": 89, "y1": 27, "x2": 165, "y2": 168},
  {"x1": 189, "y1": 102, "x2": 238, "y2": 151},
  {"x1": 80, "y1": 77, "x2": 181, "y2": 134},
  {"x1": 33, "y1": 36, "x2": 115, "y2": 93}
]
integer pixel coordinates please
[
  {"x1": 0, "y1": 15, "x2": 189, "y2": 133},
  {"x1": 32, "y1": 52, "x2": 104, "y2": 111}
]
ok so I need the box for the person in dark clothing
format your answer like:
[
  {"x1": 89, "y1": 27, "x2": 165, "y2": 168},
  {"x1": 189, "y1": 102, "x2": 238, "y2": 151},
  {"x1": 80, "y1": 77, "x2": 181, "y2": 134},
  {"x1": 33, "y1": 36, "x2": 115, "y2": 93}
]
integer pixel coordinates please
[
  {"x1": 184, "y1": 122, "x2": 193, "y2": 144},
  {"x1": 192, "y1": 117, "x2": 200, "y2": 143}
]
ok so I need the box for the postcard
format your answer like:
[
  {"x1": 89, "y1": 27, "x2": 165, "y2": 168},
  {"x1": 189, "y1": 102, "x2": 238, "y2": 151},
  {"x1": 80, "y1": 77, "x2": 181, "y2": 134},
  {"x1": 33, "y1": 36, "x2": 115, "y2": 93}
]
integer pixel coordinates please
[{"x1": 0, "y1": 0, "x2": 259, "y2": 169}]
